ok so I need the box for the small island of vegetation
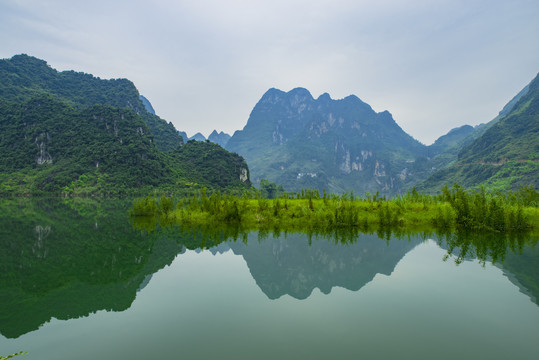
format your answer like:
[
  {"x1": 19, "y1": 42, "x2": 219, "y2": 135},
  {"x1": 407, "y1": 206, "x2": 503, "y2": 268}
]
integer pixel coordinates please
[{"x1": 130, "y1": 184, "x2": 539, "y2": 237}]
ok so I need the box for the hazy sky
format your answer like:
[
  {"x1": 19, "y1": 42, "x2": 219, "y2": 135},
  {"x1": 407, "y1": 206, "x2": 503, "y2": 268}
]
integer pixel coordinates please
[{"x1": 1, "y1": 0, "x2": 538, "y2": 144}]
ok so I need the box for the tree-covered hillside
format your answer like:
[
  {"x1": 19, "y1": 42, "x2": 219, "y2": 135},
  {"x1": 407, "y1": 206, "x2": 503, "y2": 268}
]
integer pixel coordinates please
[
  {"x1": 0, "y1": 55, "x2": 251, "y2": 195},
  {"x1": 167, "y1": 140, "x2": 250, "y2": 190},
  {"x1": 0, "y1": 96, "x2": 168, "y2": 193},
  {"x1": 421, "y1": 73, "x2": 539, "y2": 191},
  {"x1": 425, "y1": 78, "x2": 532, "y2": 173},
  {"x1": 0, "y1": 54, "x2": 182, "y2": 152}
]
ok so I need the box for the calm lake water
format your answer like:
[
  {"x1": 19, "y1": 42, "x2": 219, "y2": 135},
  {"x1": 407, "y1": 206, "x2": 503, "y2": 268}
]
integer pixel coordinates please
[{"x1": 1, "y1": 199, "x2": 538, "y2": 360}]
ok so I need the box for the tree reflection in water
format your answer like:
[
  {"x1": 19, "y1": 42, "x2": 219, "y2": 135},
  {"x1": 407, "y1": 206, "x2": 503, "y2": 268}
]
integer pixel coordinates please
[{"x1": 0, "y1": 198, "x2": 537, "y2": 340}]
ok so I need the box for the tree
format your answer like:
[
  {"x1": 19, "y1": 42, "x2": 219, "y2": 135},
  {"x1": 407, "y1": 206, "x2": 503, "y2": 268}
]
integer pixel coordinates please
[{"x1": 259, "y1": 178, "x2": 283, "y2": 199}]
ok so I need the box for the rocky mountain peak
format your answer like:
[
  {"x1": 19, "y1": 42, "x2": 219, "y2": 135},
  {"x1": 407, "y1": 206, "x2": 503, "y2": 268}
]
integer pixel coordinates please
[
  {"x1": 226, "y1": 86, "x2": 428, "y2": 194},
  {"x1": 317, "y1": 93, "x2": 332, "y2": 102}
]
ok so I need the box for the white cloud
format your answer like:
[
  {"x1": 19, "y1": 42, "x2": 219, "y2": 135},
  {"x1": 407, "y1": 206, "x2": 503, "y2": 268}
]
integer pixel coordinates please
[{"x1": 1, "y1": 0, "x2": 538, "y2": 143}]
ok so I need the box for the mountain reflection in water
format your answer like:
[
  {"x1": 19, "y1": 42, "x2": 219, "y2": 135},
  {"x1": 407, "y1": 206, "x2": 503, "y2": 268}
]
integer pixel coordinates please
[
  {"x1": 0, "y1": 198, "x2": 537, "y2": 340},
  {"x1": 225, "y1": 233, "x2": 421, "y2": 299}
]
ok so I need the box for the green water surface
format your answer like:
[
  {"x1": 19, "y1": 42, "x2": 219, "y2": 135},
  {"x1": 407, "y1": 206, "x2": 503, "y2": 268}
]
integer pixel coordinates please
[{"x1": 0, "y1": 198, "x2": 538, "y2": 360}]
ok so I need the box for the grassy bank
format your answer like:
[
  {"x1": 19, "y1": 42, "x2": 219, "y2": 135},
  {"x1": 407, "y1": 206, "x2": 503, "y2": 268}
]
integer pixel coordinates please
[{"x1": 130, "y1": 185, "x2": 539, "y2": 235}]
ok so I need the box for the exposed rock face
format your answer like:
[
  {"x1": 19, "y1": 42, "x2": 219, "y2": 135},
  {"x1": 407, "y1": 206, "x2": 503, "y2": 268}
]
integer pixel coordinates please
[
  {"x1": 339, "y1": 149, "x2": 351, "y2": 174},
  {"x1": 35, "y1": 132, "x2": 53, "y2": 165},
  {"x1": 374, "y1": 161, "x2": 386, "y2": 177},
  {"x1": 226, "y1": 88, "x2": 427, "y2": 194},
  {"x1": 239, "y1": 168, "x2": 249, "y2": 183}
]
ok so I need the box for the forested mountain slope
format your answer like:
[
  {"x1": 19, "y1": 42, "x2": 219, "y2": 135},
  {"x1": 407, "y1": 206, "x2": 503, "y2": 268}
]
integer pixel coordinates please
[
  {"x1": 425, "y1": 79, "x2": 532, "y2": 172},
  {"x1": 421, "y1": 73, "x2": 539, "y2": 191},
  {"x1": 0, "y1": 55, "x2": 251, "y2": 195},
  {"x1": 0, "y1": 54, "x2": 181, "y2": 152}
]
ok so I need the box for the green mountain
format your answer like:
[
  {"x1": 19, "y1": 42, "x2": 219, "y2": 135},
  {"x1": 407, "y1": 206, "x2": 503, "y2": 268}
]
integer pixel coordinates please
[
  {"x1": 426, "y1": 125, "x2": 476, "y2": 170},
  {"x1": 166, "y1": 140, "x2": 251, "y2": 190},
  {"x1": 0, "y1": 95, "x2": 167, "y2": 192},
  {"x1": 0, "y1": 55, "x2": 251, "y2": 195},
  {"x1": 421, "y1": 73, "x2": 539, "y2": 191},
  {"x1": 226, "y1": 88, "x2": 429, "y2": 194},
  {"x1": 0, "y1": 54, "x2": 181, "y2": 152},
  {"x1": 485, "y1": 81, "x2": 531, "y2": 129},
  {"x1": 426, "y1": 79, "x2": 532, "y2": 172}
]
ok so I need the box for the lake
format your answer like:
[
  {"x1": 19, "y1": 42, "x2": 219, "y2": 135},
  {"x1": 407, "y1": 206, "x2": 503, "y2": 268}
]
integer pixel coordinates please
[{"x1": 1, "y1": 198, "x2": 538, "y2": 359}]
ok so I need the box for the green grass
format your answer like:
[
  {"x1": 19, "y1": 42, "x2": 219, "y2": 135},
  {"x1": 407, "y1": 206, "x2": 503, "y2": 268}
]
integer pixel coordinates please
[
  {"x1": 131, "y1": 185, "x2": 539, "y2": 236},
  {"x1": 0, "y1": 351, "x2": 27, "y2": 359}
]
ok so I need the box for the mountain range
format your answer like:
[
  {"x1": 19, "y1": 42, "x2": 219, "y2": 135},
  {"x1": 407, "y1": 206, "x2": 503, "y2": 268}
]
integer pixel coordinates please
[
  {"x1": 225, "y1": 75, "x2": 538, "y2": 194},
  {"x1": 0, "y1": 54, "x2": 250, "y2": 195},
  {"x1": 178, "y1": 130, "x2": 232, "y2": 147},
  {"x1": 1, "y1": 54, "x2": 536, "y2": 196}
]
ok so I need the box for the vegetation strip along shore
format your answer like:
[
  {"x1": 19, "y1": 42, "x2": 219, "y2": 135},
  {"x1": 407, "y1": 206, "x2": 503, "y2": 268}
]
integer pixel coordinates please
[{"x1": 131, "y1": 185, "x2": 539, "y2": 235}]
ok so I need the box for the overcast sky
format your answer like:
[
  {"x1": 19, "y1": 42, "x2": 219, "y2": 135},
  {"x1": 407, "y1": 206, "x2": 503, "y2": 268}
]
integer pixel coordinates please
[{"x1": 1, "y1": 0, "x2": 538, "y2": 144}]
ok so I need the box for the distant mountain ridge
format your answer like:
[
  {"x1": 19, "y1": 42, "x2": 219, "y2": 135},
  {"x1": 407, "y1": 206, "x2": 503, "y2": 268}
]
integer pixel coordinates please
[
  {"x1": 177, "y1": 130, "x2": 232, "y2": 147},
  {"x1": 425, "y1": 79, "x2": 532, "y2": 173},
  {"x1": 226, "y1": 87, "x2": 429, "y2": 194},
  {"x1": 226, "y1": 76, "x2": 537, "y2": 194},
  {"x1": 208, "y1": 130, "x2": 231, "y2": 147},
  {"x1": 5, "y1": 55, "x2": 533, "y2": 195},
  {"x1": 189, "y1": 132, "x2": 207, "y2": 142}
]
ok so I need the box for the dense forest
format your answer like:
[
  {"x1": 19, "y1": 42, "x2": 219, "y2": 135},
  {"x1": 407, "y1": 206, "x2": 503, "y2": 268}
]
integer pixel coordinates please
[
  {"x1": 0, "y1": 55, "x2": 251, "y2": 195},
  {"x1": 0, "y1": 54, "x2": 181, "y2": 152}
]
